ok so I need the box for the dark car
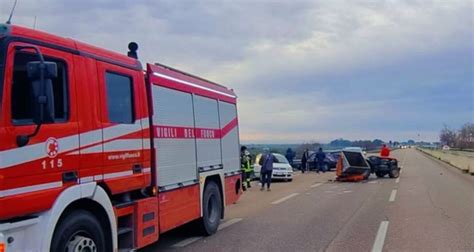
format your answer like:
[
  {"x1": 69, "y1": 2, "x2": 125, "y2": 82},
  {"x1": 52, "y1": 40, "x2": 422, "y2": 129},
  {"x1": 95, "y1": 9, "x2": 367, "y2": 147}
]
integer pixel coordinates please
[
  {"x1": 329, "y1": 151, "x2": 341, "y2": 165},
  {"x1": 292, "y1": 150, "x2": 340, "y2": 171},
  {"x1": 307, "y1": 152, "x2": 338, "y2": 171}
]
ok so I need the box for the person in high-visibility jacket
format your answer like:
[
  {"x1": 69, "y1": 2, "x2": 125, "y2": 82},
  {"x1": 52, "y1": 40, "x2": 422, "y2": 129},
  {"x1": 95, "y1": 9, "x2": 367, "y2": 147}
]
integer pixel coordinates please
[{"x1": 240, "y1": 146, "x2": 253, "y2": 191}]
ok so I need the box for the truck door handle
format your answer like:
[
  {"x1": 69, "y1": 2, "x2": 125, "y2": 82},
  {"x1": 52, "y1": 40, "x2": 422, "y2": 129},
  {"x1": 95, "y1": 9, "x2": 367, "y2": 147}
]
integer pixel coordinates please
[
  {"x1": 133, "y1": 164, "x2": 142, "y2": 174},
  {"x1": 62, "y1": 171, "x2": 78, "y2": 183}
]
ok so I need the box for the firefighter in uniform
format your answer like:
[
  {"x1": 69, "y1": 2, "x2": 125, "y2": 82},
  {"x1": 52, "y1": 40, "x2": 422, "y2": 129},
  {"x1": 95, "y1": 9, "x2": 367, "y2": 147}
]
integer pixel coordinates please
[{"x1": 240, "y1": 146, "x2": 253, "y2": 191}]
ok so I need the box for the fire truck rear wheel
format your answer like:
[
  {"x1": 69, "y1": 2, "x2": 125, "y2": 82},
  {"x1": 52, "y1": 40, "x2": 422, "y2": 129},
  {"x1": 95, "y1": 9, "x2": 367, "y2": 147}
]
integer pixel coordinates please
[
  {"x1": 198, "y1": 181, "x2": 222, "y2": 236},
  {"x1": 51, "y1": 210, "x2": 107, "y2": 252}
]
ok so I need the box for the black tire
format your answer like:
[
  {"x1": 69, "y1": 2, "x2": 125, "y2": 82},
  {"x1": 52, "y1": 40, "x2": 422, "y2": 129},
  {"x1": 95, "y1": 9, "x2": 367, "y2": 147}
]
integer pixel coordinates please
[
  {"x1": 197, "y1": 181, "x2": 222, "y2": 236},
  {"x1": 388, "y1": 168, "x2": 400, "y2": 178},
  {"x1": 375, "y1": 171, "x2": 386, "y2": 178},
  {"x1": 51, "y1": 210, "x2": 108, "y2": 252}
]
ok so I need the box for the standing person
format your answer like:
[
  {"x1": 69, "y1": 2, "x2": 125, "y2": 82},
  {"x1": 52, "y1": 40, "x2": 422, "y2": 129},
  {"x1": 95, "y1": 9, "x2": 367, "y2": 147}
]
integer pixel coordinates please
[
  {"x1": 301, "y1": 149, "x2": 309, "y2": 173},
  {"x1": 315, "y1": 147, "x2": 326, "y2": 173},
  {"x1": 380, "y1": 144, "x2": 391, "y2": 157},
  {"x1": 285, "y1": 148, "x2": 295, "y2": 166},
  {"x1": 240, "y1": 146, "x2": 253, "y2": 191},
  {"x1": 260, "y1": 148, "x2": 275, "y2": 191}
]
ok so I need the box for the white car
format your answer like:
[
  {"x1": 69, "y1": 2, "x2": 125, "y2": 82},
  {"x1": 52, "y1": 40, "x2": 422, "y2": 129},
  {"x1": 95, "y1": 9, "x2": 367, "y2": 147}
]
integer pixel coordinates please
[{"x1": 254, "y1": 153, "x2": 293, "y2": 181}]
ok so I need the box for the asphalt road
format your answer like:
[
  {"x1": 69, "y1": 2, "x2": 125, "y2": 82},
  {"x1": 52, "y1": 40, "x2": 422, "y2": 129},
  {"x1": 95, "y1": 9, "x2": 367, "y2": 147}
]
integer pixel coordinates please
[{"x1": 142, "y1": 149, "x2": 474, "y2": 251}]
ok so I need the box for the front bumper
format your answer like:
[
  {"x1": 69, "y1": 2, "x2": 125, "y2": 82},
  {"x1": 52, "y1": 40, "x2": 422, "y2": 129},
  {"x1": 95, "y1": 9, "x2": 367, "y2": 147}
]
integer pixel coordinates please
[
  {"x1": 374, "y1": 165, "x2": 392, "y2": 172},
  {"x1": 0, "y1": 216, "x2": 43, "y2": 251}
]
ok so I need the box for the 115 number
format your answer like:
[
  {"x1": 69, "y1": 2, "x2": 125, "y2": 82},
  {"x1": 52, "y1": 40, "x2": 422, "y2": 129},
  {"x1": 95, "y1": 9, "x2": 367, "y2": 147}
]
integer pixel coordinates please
[{"x1": 42, "y1": 159, "x2": 63, "y2": 169}]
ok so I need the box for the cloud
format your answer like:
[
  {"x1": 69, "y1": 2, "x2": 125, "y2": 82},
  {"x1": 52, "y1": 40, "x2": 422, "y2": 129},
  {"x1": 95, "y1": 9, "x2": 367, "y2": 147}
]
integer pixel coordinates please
[{"x1": 1, "y1": 0, "x2": 472, "y2": 143}]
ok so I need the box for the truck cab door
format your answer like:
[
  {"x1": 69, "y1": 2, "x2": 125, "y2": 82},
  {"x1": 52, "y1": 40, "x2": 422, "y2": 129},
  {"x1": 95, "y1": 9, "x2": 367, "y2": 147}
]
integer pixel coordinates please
[
  {"x1": 96, "y1": 61, "x2": 149, "y2": 194},
  {"x1": 0, "y1": 42, "x2": 79, "y2": 219}
]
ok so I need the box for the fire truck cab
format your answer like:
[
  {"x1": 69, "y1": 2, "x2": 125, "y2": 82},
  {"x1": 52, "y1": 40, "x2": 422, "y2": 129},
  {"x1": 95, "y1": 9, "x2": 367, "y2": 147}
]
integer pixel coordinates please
[{"x1": 0, "y1": 23, "x2": 241, "y2": 251}]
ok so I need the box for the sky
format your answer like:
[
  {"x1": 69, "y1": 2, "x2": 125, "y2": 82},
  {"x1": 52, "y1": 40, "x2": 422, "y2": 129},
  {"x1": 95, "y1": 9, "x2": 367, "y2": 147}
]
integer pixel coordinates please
[{"x1": 1, "y1": 0, "x2": 472, "y2": 144}]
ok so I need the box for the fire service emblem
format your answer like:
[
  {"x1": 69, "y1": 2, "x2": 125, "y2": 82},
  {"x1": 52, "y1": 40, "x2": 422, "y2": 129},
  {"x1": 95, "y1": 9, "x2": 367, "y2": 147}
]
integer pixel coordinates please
[{"x1": 45, "y1": 137, "x2": 59, "y2": 158}]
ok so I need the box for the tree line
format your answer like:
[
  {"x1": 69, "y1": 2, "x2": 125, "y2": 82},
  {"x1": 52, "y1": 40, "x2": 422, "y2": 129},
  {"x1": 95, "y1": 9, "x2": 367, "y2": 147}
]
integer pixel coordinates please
[{"x1": 439, "y1": 123, "x2": 474, "y2": 149}]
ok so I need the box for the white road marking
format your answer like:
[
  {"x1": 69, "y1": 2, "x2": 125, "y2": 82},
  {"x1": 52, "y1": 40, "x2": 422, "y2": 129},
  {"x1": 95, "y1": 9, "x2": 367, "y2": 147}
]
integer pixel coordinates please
[
  {"x1": 310, "y1": 183, "x2": 323, "y2": 188},
  {"x1": 399, "y1": 152, "x2": 407, "y2": 174},
  {"x1": 343, "y1": 190, "x2": 353, "y2": 193},
  {"x1": 172, "y1": 237, "x2": 202, "y2": 248},
  {"x1": 271, "y1": 193, "x2": 299, "y2": 205},
  {"x1": 371, "y1": 221, "x2": 389, "y2": 252},
  {"x1": 368, "y1": 181, "x2": 378, "y2": 184},
  {"x1": 217, "y1": 218, "x2": 242, "y2": 231},
  {"x1": 401, "y1": 153, "x2": 407, "y2": 165},
  {"x1": 172, "y1": 218, "x2": 243, "y2": 248},
  {"x1": 395, "y1": 177, "x2": 400, "y2": 183},
  {"x1": 389, "y1": 189, "x2": 397, "y2": 202}
]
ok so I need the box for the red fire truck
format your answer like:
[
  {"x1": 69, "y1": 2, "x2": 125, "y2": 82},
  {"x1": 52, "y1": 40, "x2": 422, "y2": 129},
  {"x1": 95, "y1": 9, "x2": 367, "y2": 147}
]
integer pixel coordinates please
[{"x1": 0, "y1": 23, "x2": 242, "y2": 251}]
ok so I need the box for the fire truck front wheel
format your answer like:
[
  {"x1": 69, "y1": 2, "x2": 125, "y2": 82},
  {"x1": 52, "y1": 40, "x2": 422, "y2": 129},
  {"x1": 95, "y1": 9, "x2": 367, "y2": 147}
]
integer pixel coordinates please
[
  {"x1": 198, "y1": 181, "x2": 222, "y2": 236},
  {"x1": 51, "y1": 210, "x2": 108, "y2": 252}
]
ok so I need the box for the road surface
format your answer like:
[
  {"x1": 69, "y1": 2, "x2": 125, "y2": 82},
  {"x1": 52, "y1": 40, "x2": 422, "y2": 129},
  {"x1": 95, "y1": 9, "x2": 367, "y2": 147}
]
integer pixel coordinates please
[{"x1": 141, "y1": 149, "x2": 474, "y2": 251}]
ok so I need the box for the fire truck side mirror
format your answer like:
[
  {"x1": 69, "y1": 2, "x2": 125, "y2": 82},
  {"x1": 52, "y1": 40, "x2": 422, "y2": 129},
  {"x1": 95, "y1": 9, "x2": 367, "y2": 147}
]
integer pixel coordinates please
[
  {"x1": 26, "y1": 61, "x2": 58, "y2": 79},
  {"x1": 26, "y1": 61, "x2": 56, "y2": 124},
  {"x1": 14, "y1": 45, "x2": 58, "y2": 147}
]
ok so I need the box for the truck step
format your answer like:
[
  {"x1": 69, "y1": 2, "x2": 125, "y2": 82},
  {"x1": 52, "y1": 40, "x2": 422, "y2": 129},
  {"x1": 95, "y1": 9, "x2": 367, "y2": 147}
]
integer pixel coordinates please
[{"x1": 118, "y1": 227, "x2": 133, "y2": 236}]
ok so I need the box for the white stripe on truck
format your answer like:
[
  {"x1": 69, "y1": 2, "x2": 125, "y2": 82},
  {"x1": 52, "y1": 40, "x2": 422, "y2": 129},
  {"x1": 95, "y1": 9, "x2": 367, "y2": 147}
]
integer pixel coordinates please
[
  {"x1": 0, "y1": 118, "x2": 149, "y2": 169},
  {"x1": 1, "y1": 168, "x2": 152, "y2": 197},
  {"x1": 153, "y1": 72, "x2": 236, "y2": 98},
  {"x1": 0, "y1": 181, "x2": 63, "y2": 197}
]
